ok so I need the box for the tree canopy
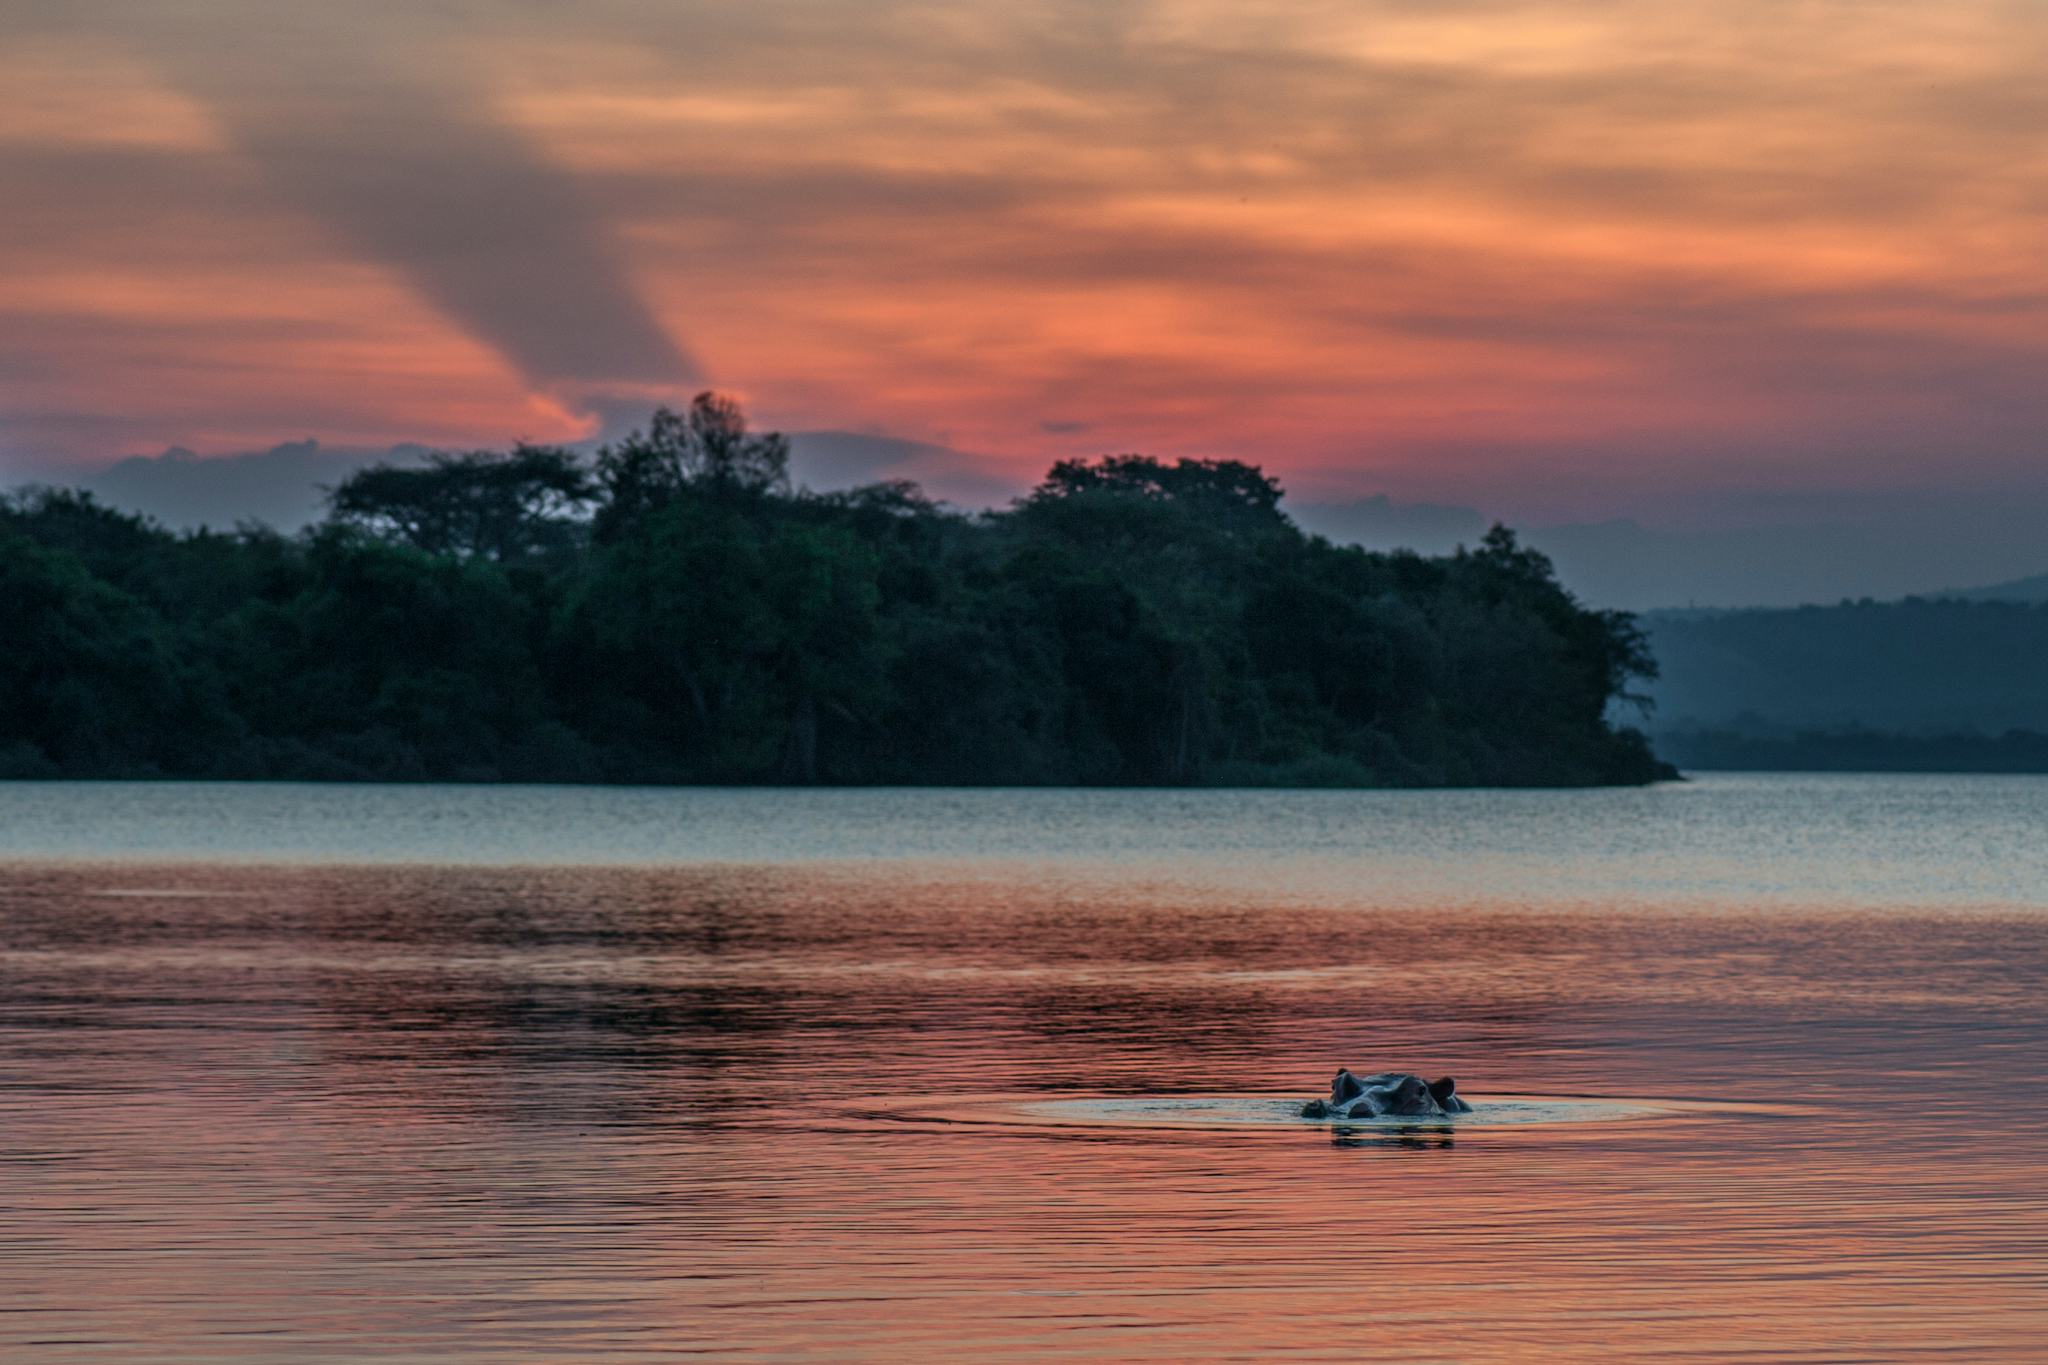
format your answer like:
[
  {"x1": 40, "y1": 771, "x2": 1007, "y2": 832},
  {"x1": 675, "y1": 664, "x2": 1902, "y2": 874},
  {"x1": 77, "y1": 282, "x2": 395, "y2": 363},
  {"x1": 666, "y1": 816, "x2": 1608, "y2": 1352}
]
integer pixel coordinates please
[
  {"x1": 327, "y1": 444, "x2": 593, "y2": 561},
  {"x1": 592, "y1": 393, "x2": 791, "y2": 538}
]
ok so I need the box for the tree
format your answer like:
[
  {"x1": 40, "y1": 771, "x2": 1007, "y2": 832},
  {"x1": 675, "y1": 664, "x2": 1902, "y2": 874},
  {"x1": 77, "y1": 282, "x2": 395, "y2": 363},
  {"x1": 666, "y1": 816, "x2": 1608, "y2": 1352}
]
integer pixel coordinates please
[
  {"x1": 1028, "y1": 454, "x2": 1286, "y2": 538},
  {"x1": 593, "y1": 392, "x2": 791, "y2": 537},
  {"x1": 327, "y1": 445, "x2": 594, "y2": 561},
  {"x1": 0, "y1": 531, "x2": 195, "y2": 774},
  {"x1": 565, "y1": 498, "x2": 885, "y2": 781}
]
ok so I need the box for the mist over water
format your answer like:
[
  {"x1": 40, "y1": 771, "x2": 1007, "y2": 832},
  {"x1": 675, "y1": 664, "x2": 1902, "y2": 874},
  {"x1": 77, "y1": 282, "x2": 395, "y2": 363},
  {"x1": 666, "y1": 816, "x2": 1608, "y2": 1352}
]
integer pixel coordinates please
[{"x1": 3, "y1": 775, "x2": 2045, "y2": 1360}]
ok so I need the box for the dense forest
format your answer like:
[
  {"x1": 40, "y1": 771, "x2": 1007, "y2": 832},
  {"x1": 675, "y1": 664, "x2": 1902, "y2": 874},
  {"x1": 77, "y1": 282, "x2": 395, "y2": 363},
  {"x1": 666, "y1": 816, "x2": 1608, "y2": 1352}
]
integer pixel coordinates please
[{"x1": 2, "y1": 395, "x2": 1673, "y2": 787}]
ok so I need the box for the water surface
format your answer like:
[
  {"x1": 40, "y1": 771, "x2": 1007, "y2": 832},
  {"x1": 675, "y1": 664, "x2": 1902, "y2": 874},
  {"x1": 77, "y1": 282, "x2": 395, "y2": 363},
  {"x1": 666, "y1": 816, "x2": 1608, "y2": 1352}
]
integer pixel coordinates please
[{"x1": 2, "y1": 776, "x2": 2044, "y2": 1360}]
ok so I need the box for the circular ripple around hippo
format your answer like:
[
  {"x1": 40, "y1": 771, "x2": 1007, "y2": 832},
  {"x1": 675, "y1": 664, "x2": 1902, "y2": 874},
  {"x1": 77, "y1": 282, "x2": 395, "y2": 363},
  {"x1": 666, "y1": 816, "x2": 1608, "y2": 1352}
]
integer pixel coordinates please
[{"x1": 850, "y1": 1093, "x2": 1797, "y2": 1131}]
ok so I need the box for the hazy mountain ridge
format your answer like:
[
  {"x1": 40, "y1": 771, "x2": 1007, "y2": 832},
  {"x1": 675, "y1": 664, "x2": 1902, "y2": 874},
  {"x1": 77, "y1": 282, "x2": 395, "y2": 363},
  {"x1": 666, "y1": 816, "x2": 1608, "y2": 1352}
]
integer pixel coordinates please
[
  {"x1": 1931, "y1": 570, "x2": 2048, "y2": 603},
  {"x1": 53, "y1": 430, "x2": 1020, "y2": 535},
  {"x1": 1641, "y1": 596, "x2": 2048, "y2": 739}
]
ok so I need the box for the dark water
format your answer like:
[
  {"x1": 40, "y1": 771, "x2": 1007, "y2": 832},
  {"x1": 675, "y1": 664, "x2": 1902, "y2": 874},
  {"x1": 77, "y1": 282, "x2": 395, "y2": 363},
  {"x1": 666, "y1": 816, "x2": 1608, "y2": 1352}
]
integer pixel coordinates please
[{"x1": 2, "y1": 777, "x2": 2045, "y2": 1360}]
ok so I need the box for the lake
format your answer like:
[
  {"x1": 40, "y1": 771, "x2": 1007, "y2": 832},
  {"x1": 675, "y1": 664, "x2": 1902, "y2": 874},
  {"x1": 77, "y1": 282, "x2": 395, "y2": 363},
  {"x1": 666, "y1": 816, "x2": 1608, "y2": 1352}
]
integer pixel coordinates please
[{"x1": 2, "y1": 775, "x2": 2045, "y2": 1360}]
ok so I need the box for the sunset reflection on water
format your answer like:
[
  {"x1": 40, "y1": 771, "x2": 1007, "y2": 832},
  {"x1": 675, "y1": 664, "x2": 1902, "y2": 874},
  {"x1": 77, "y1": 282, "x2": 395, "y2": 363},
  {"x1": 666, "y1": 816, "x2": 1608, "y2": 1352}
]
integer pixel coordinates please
[{"x1": 2, "y1": 782, "x2": 2046, "y2": 1360}]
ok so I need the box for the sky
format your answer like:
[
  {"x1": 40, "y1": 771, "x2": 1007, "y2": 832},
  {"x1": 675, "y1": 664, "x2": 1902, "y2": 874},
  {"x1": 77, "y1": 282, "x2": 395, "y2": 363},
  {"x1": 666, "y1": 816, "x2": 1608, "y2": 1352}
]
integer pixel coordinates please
[{"x1": 5, "y1": 1, "x2": 2048, "y2": 601}]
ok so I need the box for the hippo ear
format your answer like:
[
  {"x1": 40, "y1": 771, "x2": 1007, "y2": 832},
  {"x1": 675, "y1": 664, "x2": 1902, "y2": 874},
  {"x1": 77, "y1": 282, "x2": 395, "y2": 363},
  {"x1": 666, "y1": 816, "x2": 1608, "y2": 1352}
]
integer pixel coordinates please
[
  {"x1": 1331, "y1": 1070, "x2": 1364, "y2": 1104},
  {"x1": 1427, "y1": 1076, "x2": 1458, "y2": 1105}
]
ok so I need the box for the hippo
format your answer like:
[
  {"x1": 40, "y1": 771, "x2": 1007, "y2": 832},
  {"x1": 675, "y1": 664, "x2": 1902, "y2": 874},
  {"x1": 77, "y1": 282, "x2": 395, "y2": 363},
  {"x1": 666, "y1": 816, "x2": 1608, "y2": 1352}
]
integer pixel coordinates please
[{"x1": 1299, "y1": 1070, "x2": 1473, "y2": 1120}]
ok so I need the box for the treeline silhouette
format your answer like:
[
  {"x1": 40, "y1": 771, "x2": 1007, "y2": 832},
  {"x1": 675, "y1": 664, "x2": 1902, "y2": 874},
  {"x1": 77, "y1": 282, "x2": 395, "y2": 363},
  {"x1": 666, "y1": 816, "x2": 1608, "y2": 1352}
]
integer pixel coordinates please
[{"x1": 2, "y1": 395, "x2": 1672, "y2": 787}]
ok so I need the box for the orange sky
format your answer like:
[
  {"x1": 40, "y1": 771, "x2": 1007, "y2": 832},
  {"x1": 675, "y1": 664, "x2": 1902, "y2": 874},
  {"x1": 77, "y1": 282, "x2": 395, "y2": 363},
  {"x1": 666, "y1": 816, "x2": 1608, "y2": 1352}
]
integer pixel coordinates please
[{"x1": 4, "y1": 0, "x2": 2048, "y2": 518}]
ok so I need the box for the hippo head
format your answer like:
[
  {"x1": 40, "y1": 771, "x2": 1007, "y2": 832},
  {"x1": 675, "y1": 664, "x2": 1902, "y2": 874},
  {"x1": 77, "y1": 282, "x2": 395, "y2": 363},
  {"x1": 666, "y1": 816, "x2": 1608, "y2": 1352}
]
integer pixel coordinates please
[{"x1": 1303, "y1": 1070, "x2": 1475, "y2": 1120}]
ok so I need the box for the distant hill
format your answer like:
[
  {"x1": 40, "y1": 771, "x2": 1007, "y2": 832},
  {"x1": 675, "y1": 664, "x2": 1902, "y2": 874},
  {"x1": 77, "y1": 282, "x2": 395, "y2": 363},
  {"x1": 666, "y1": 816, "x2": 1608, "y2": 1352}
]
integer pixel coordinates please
[
  {"x1": 1642, "y1": 597, "x2": 2048, "y2": 739},
  {"x1": 87, "y1": 440, "x2": 432, "y2": 533}
]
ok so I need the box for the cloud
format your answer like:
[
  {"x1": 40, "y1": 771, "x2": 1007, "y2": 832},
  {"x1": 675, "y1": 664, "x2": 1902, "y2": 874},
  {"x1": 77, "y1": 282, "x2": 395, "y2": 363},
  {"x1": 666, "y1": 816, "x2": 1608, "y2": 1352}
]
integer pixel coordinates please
[
  {"x1": 213, "y1": 18, "x2": 694, "y2": 398},
  {"x1": 8, "y1": 5, "x2": 696, "y2": 428},
  {"x1": 8, "y1": 0, "x2": 2048, "y2": 590}
]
